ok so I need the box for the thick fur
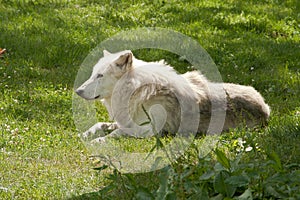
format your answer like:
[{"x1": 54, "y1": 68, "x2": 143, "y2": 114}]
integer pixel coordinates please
[{"x1": 76, "y1": 50, "x2": 270, "y2": 142}]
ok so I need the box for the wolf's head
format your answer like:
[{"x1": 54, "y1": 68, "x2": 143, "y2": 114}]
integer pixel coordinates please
[{"x1": 76, "y1": 50, "x2": 133, "y2": 100}]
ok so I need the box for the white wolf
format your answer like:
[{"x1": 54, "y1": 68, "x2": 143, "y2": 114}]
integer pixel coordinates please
[{"x1": 76, "y1": 50, "x2": 270, "y2": 143}]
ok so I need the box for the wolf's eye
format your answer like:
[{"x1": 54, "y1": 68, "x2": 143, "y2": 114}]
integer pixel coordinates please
[
  {"x1": 115, "y1": 63, "x2": 123, "y2": 68},
  {"x1": 96, "y1": 74, "x2": 103, "y2": 78}
]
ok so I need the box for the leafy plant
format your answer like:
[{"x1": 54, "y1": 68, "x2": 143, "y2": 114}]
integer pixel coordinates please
[{"x1": 93, "y1": 132, "x2": 300, "y2": 199}]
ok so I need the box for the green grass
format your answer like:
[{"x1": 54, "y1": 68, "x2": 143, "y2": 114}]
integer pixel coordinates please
[{"x1": 0, "y1": 0, "x2": 299, "y2": 199}]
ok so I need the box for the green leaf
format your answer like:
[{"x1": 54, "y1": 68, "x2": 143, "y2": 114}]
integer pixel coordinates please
[
  {"x1": 136, "y1": 187, "x2": 155, "y2": 200},
  {"x1": 188, "y1": 186, "x2": 209, "y2": 200},
  {"x1": 155, "y1": 167, "x2": 170, "y2": 200},
  {"x1": 93, "y1": 164, "x2": 108, "y2": 171},
  {"x1": 215, "y1": 149, "x2": 231, "y2": 170},
  {"x1": 165, "y1": 192, "x2": 177, "y2": 200},
  {"x1": 142, "y1": 104, "x2": 152, "y2": 122},
  {"x1": 199, "y1": 171, "x2": 215, "y2": 181},
  {"x1": 225, "y1": 175, "x2": 250, "y2": 187},
  {"x1": 139, "y1": 121, "x2": 151, "y2": 126},
  {"x1": 124, "y1": 173, "x2": 137, "y2": 190},
  {"x1": 145, "y1": 136, "x2": 165, "y2": 161},
  {"x1": 214, "y1": 170, "x2": 236, "y2": 198},
  {"x1": 180, "y1": 167, "x2": 194, "y2": 179},
  {"x1": 265, "y1": 186, "x2": 287, "y2": 199},
  {"x1": 234, "y1": 188, "x2": 253, "y2": 200},
  {"x1": 267, "y1": 151, "x2": 283, "y2": 172},
  {"x1": 209, "y1": 194, "x2": 223, "y2": 200}
]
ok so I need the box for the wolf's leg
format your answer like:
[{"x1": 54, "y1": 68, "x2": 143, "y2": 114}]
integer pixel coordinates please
[
  {"x1": 91, "y1": 128, "x2": 129, "y2": 143},
  {"x1": 91, "y1": 104, "x2": 167, "y2": 143},
  {"x1": 91, "y1": 125, "x2": 157, "y2": 143},
  {"x1": 81, "y1": 122, "x2": 118, "y2": 140},
  {"x1": 91, "y1": 126, "x2": 156, "y2": 143}
]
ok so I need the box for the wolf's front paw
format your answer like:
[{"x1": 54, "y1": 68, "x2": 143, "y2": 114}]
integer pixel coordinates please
[
  {"x1": 79, "y1": 123, "x2": 108, "y2": 140},
  {"x1": 80, "y1": 130, "x2": 93, "y2": 140},
  {"x1": 91, "y1": 136, "x2": 106, "y2": 144}
]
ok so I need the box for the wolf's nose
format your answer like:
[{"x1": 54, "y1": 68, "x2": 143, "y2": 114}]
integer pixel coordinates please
[{"x1": 76, "y1": 89, "x2": 84, "y2": 96}]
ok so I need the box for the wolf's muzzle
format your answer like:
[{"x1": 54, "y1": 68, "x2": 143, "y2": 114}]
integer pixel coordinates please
[{"x1": 75, "y1": 89, "x2": 84, "y2": 96}]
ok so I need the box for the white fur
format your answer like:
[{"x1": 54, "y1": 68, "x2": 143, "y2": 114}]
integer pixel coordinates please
[{"x1": 76, "y1": 50, "x2": 270, "y2": 143}]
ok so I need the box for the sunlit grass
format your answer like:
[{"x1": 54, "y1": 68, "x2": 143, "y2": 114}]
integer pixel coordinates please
[{"x1": 0, "y1": 0, "x2": 299, "y2": 199}]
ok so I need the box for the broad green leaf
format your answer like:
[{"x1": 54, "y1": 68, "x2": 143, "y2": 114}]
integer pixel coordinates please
[
  {"x1": 214, "y1": 170, "x2": 236, "y2": 198},
  {"x1": 136, "y1": 187, "x2": 155, "y2": 200},
  {"x1": 180, "y1": 167, "x2": 194, "y2": 179},
  {"x1": 156, "y1": 167, "x2": 171, "y2": 200},
  {"x1": 225, "y1": 175, "x2": 250, "y2": 187},
  {"x1": 214, "y1": 162, "x2": 226, "y2": 172},
  {"x1": 165, "y1": 192, "x2": 177, "y2": 200},
  {"x1": 188, "y1": 186, "x2": 209, "y2": 200},
  {"x1": 267, "y1": 151, "x2": 283, "y2": 172},
  {"x1": 234, "y1": 188, "x2": 253, "y2": 200},
  {"x1": 150, "y1": 157, "x2": 164, "y2": 172},
  {"x1": 265, "y1": 186, "x2": 287, "y2": 199},
  {"x1": 215, "y1": 149, "x2": 231, "y2": 170},
  {"x1": 124, "y1": 173, "x2": 137, "y2": 190},
  {"x1": 199, "y1": 171, "x2": 215, "y2": 181},
  {"x1": 210, "y1": 194, "x2": 223, "y2": 200}
]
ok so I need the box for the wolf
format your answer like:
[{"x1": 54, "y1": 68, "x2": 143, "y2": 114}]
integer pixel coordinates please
[{"x1": 75, "y1": 50, "x2": 270, "y2": 143}]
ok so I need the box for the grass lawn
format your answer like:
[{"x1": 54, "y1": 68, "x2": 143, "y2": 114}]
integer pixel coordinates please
[{"x1": 0, "y1": 0, "x2": 299, "y2": 199}]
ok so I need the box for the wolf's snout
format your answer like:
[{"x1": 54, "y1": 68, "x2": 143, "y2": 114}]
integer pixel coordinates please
[{"x1": 76, "y1": 89, "x2": 84, "y2": 96}]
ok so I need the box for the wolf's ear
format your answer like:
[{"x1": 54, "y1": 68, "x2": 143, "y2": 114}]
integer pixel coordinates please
[
  {"x1": 115, "y1": 52, "x2": 133, "y2": 71},
  {"x1": 103, "y1": 50, "x2": 111, "y2": 57}
]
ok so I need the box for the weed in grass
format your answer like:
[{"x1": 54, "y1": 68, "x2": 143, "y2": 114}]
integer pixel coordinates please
[{"x1": 92, "y1": 133, "x2": 300, "y2": 199}]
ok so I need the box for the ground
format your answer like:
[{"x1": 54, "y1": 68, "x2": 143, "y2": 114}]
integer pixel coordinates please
[{"x1": 0, "y1": 0, "x2": 299, "y2": 199}]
